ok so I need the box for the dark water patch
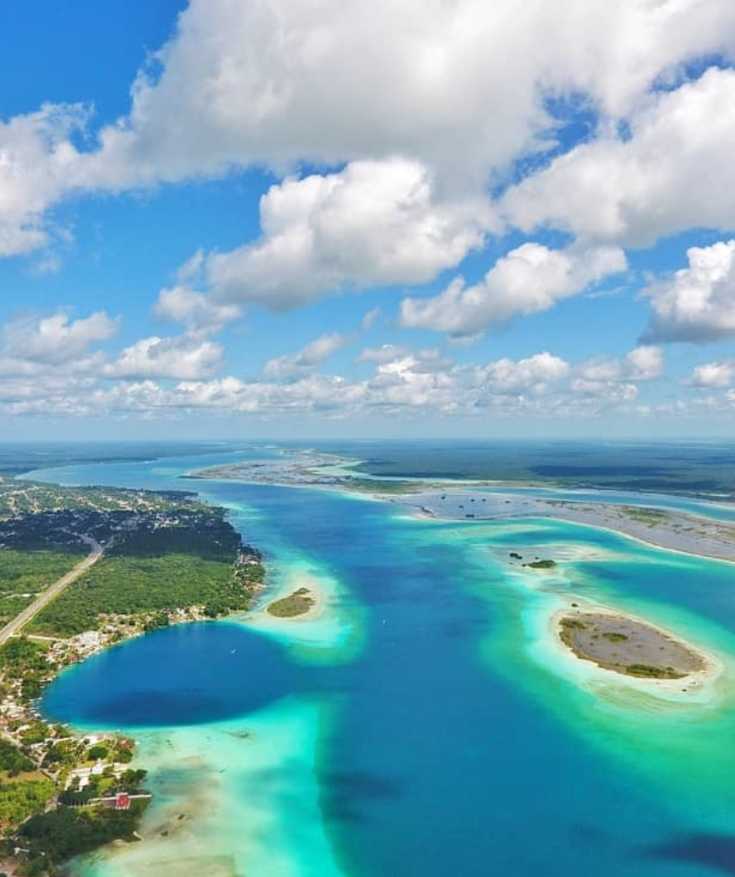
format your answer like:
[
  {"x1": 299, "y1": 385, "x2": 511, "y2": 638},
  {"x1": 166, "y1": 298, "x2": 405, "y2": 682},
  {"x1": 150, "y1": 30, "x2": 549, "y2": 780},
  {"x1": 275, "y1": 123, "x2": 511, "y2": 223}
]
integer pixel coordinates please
[
  {"x1": 80, "y1": 690, "x2": 230, "y2": 726},
  {"x1": 643, "y1": 833, "x2": 735, "y2": 874},
  {"x1": 594, "y1": 479, "x2": 726, "y2": 492},
  {"x1": 532, "y1": 465, "x2": 673, "y2": 477},
  {"x1": 569, "y1": 822, "x2": 615, "y2": 847},
  {"x1": 41, "y1": 622, "x2": 303, "y2": 728},
  {"x1": 440, "y1": 616, "x2": 487, "y2": 638},
  {"x1": 28, "y1": 450, "x2": 735, "y2": 877},
  {"x1": 323, "y1": 770, "x2": 404, "y2": 823}
]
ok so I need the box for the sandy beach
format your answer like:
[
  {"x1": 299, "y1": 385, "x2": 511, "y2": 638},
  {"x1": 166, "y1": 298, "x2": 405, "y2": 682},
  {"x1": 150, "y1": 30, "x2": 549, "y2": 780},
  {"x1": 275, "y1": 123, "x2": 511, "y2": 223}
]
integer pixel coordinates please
[
  {"x1": 260, "y1": 573, "x2": 327, "y2": 623},
  {"x1": 548, "y1": 597, "x2": 724, "y2": 698},
  {"x1": 399, "y1": 489, "x2": 735, "y2": 563}
]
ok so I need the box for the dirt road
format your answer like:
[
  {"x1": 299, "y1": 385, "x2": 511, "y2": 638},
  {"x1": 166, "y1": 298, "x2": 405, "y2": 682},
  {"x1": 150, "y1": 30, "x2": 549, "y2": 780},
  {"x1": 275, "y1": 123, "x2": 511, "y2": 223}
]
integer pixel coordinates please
[{"x1": 0, "y1": 536, "x2": 104, "y2": 646}]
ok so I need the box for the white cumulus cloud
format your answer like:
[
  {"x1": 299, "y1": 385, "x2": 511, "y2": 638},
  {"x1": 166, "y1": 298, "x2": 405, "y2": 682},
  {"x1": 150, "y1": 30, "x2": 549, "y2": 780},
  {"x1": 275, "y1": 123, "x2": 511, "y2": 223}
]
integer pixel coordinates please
[
  {"x1": 154, "y1": 285, "x2": 241, "y2": 334},
  {"x1": 690, "y1": 361, "x2": 735, "y2": 388},
  {"x1": 1, "y1": 311, "x2": 118, "y2": 365},
  {"x1": 263, "y1": 332, "x2": 347, "y2": 379},
  {"x1": 476, "y1": 352, "x2": 570, "y2": 395},
  {"x1": 502, "y1": 68, "x2": 735, "y2": 247},
  {"x1": 400, "y1": 243, "x2": 626, "y2": 336},
  {"x1": 192, "y1": 159, "x2": 493, "y2": 310},
  {"x1": 104, "y1": 335, "x2": 223, "y2": 380},
  {"x1": 643, "y1": 240, "x2": 735, "y2": 342}
]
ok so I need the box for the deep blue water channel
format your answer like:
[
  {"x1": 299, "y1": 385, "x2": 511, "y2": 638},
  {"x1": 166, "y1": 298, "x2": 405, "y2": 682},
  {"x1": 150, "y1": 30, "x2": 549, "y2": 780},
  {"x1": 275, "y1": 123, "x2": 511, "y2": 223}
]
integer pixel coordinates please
[{"x1": 36, "y1": 451, "x2": 735, "y2": 876}]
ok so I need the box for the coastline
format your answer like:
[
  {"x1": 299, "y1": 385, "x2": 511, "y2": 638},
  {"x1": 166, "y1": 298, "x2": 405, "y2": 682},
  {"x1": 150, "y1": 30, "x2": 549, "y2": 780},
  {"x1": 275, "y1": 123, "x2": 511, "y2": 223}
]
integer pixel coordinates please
[
  {"x1": 262, "y1": 573, "x2": 327, "y2": 623},
  {"x1": 398, "y1": 493, "x2": 735, "y2": 565},
  {"x1": 0, "y1": 485, "x2": 267, "y2": 876},
  {"x1": 546, "y1": 596, "x2": 724, "y2": 700},
  {"x1": 47, "y1": 558, "x2": 354, "y2": 876},
  {"x1": 182, "y1": 453, "x2": 735, "y2": 566},
  {"x1": 13, "y1": 449, "x2": 735, "y2": 877}
]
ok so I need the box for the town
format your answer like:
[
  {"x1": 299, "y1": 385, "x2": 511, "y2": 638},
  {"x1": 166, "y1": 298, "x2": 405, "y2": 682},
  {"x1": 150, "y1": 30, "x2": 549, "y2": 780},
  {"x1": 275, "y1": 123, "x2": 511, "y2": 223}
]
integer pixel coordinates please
[{"x1": 0, "y1": 477, "x2": 265, "y2": 875}]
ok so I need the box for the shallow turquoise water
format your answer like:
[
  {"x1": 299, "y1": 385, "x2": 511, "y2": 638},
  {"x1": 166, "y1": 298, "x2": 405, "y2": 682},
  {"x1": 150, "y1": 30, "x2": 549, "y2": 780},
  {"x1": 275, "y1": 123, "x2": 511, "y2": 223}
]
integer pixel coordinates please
[{"x1": 34, "y1": 453, "x2": 735, "y2": 876}]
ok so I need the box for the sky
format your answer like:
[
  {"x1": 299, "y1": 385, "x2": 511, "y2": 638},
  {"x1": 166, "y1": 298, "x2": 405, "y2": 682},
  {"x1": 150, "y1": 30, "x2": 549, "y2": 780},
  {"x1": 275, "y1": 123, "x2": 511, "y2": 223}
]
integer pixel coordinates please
[{"x1": 2, "y1": 0, "x2": 735, "y2": 441}]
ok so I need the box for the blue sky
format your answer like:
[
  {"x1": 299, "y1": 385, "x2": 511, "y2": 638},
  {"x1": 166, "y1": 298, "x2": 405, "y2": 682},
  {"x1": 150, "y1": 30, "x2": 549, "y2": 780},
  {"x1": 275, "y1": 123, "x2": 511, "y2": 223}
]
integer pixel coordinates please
[{"x1": 1, "y1": 1, "x2": 735, "y2": 439}]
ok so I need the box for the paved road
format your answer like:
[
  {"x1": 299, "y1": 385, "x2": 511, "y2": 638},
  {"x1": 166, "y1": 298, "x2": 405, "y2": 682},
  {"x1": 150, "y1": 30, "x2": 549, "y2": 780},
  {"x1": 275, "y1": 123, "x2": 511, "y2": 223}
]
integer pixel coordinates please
[{"x1": 0, "y1": 535, "x2": 105, "y2": 645}]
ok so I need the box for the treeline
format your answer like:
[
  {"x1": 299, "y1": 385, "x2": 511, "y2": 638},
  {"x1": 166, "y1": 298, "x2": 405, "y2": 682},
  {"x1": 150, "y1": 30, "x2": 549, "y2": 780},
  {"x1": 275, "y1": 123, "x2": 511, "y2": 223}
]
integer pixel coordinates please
[
  {"x1": 0, "y1": 740, "x2": 34, "y2": 776},
  {"x1": 0, "y1": 777, "x2": 54, "y2": 834},
  {"x1": 0, "y1": 638, "x2": 51, "y2": 702},
  {"x1": 108, "y1": 508, "x2": 241, "y2": 561},
  {"x1": 0, "y1": 549, "x2": 85, "y2": 626},
  {"x1": 28, "y1": 513, "x2": 262, "y2": 637},
  {"x1": 15, "y1": 801, "x2": 149, "y2": 872},
  {"x1": 28, "y1": 552, "x2": 247, "y2": 637}
]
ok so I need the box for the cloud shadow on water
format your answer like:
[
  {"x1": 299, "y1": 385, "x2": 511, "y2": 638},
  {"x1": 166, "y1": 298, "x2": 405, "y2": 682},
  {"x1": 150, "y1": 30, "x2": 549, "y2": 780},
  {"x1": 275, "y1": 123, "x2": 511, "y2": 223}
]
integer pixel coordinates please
[{"x1": 642, "y1": 833, "x2": 735, "y2": 875}]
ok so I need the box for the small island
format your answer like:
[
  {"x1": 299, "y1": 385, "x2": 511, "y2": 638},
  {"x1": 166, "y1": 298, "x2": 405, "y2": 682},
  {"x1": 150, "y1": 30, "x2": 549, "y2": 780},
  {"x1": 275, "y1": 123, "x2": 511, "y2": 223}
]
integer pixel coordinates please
[
  {"x1": 558, "y1": 610, "x2": 707, "y2": 680},
  {"x1": 267, "y1": 587, "x2": 315, "y2": 618},
  {"x1": 523, "y1": 559, "x2": 557, "y2": 569}
]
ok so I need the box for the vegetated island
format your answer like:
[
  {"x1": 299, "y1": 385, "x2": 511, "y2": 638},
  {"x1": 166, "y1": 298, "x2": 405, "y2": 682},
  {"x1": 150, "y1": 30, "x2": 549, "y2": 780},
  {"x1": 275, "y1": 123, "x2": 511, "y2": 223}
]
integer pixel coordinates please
[
  {"x1": 558, "y1": 610, "x2": 707, "y2": 680},
  {"x1": 0, "y1": 476, "x2": 265, "y2": 876},
  {"x1": 187, "y1": 454, "x2": 735, "y2": 564},
  {"x1": 184, "y1": 451, "x2": 444, "y2": 496},
  {"x1": 267, "y1": 587, "x2": 315, "y2": 618},
  {"x1": 407, "y1": 490, "x2": 735, "y2": 564}
]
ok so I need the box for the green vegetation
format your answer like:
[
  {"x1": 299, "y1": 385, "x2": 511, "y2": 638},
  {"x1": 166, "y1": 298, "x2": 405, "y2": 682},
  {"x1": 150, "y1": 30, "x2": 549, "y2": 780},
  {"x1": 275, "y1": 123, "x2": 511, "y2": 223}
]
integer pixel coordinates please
[
  {"x1": 559, "y1": 617, "x2": 585, "y2": 649},
  {"x1": 87, "y1": 745, "x2": 108, "y2": 761},
  {"x1": 524, "y1": 559, "x2": 557, "y2": 569},
  {"x1": 0, "y1": 550, "x2": 84, "y2": 593},
  {"x1": 0, "y1": 776, "x2": 55, "y2": 833},
  {"x1": 602, "y1": 632, "x2": 628, "y2": 642},
  {"x1": 19, "y1": 723, "x2": 50, "y2": 746},
  {"x1": 0, "y1": 638, "x2": 51, "y2": 703},
  {"x1": 346, "y1": 478, "x2": 422, "y2": 495},
  {"x1": 267, "y1": 587, "x2": 315, "y2": 618},
  {"x1": 30, "y1": 552, "x2": 249, "y2": 636},
  {"x1": 0, "y1": 549, "x2": 85, "y2": 626},
  {"x1": 0, "y1": 479, "x2": 261, "y2": 874},
  {"x1": 619, "y1": 506, "x2": 670, "y2": 527},
  {"x1": 625, "y1": 663, "x2": 683, "y2": 679},
  {"x1": 0, "y1": 740, "x2": 34, "y2": 776},
  {"x1": 28, "y1": 514, "x2": 262, "y2": 637},
  {"x1": 19, "y1": 802, "x2": 149, "y2": 871}
]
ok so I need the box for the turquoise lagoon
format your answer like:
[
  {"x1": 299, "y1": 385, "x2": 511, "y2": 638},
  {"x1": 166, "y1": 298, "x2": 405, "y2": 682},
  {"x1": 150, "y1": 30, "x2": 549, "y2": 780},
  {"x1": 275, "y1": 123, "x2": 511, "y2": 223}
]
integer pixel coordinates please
[{"x1": 29, "y1": 450, "x2": 735, "y2": 876}]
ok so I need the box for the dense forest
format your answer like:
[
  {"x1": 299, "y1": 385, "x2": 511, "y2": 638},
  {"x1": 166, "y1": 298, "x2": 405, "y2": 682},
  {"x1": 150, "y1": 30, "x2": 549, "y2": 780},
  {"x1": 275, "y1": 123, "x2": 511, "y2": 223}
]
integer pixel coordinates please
[
  {"x1": 0, "y1": 549, "x2": 85, "y2": 626},
  {"x1": 28, "y1": 508, "x2": 261, "y2": 636}
]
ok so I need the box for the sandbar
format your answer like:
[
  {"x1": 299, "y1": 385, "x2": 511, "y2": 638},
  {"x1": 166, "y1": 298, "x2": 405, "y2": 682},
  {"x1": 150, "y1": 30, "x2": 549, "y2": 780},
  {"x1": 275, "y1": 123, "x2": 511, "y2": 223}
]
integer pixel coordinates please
[{"x1": 552, "y1": 601, "x2": 721, "y2": 692}]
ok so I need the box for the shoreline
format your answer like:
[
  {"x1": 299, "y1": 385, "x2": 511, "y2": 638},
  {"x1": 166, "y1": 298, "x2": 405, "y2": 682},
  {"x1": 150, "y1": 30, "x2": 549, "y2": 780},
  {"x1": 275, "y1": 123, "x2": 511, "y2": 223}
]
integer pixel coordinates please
[
  {"x1": 183, "y1": 453, "x2": 735, "y2": 509},
  {"x1": 399, "y1": 495, "x2": 735, "y2": 565},
  {"x1": 16, "y1": 453, "x2": 735, "y2": 875},
  {"x1": 538, "y1": 512, "x2": 735, "y2": 567},
  {"x1": 261, "y1": 574, "x2": 327, "y2": 623},
  {"x1": 181, "y1": 455, "x2": 735, "y2": 566},
  {"x1": 548, "y1": 597, "x2": 724, "y2": 696}
]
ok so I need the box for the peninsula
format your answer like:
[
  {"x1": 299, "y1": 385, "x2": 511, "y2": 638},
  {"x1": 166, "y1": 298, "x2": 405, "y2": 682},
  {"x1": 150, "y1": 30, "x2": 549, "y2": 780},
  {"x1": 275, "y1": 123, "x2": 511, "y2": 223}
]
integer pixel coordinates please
[
  {"x1": 0, "y1": 476, "x2": 265, "y2": 876},
  {"x1": 186, "y1": 452, "x2": 735, "y2": 564}
]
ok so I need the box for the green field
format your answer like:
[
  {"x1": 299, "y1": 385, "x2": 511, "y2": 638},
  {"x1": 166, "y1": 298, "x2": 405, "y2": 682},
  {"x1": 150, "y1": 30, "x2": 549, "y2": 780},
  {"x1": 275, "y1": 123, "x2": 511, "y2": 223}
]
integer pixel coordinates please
[
  {"x1": 267, "y1": 587, "x2": 315, "y2": 617},
  {"x1": 0, "y1": 775, "x2": 55, "y2": 832},
  {"x1": 29, "y1": 552, "x2": 253, "y2": 637},
  {"x1": 0, "y1": 549, "x2": 85, "y2": 626}
]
